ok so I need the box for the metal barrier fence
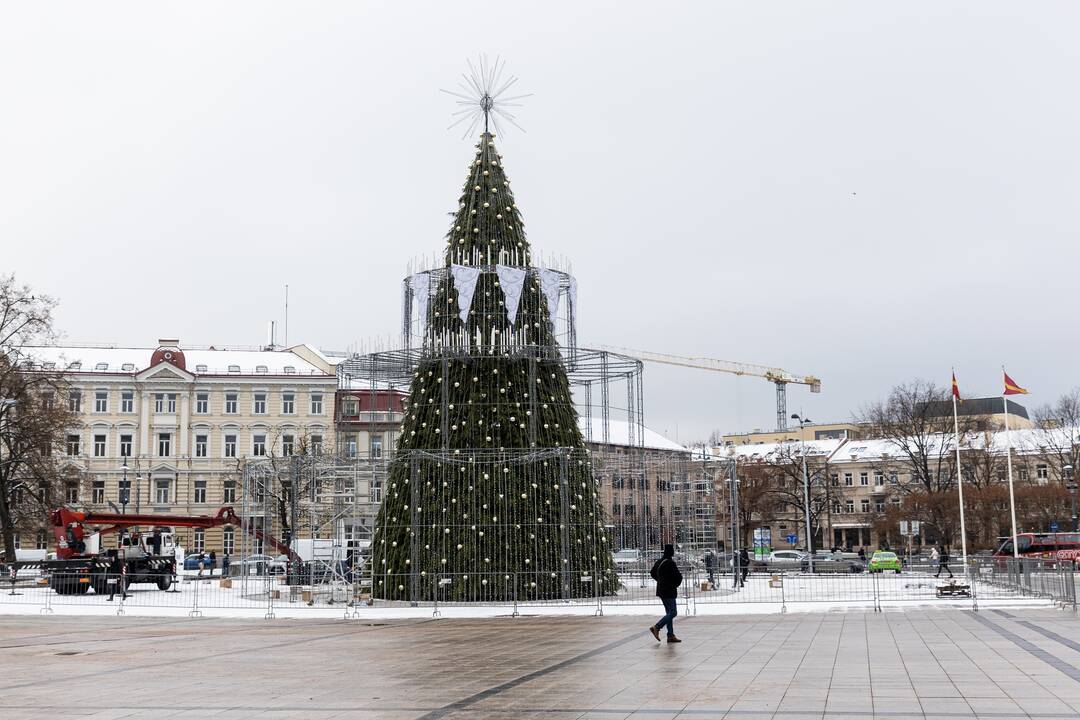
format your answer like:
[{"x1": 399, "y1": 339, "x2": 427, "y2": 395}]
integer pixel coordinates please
[{"x1": 1, "y1": 559, "x2": 1072, "y2": 618}]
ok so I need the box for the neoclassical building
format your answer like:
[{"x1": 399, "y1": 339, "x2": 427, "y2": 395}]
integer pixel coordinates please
[{"x1": 19, "y1": 339, "x2": 338, "y2": 553}]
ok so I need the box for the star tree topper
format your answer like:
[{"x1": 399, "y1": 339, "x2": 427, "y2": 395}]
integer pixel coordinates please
[{"x1": 441, "y1": 55, "x2": 531, "y2": 139}]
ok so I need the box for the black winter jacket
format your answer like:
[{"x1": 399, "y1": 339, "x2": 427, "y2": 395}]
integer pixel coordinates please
[{"x1": 651, "y1": 557, "x2": 683, "y2": 599}]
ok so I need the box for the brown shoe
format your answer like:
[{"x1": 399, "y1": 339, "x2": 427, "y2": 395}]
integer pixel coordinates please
[
  {"x1": 667, "y1": 636, "x2": 682, "y2": 643},
  {"x1": 649, "y1": 626, "x2": 660, "y2": 642}
]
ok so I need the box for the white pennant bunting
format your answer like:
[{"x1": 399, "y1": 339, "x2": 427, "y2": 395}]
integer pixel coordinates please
[
  {"x1": 495, "y1": 265, "x2": 527, "y2": 328},
  {"x1": 450, "y1": 264, "x2": 481, "y2": 324},
  {"x1": 409, "y1": 273, "x2": 431, "y2": 332},
  {"x1": 537, "y1": 268, "x2": 561, "y2": 320}
]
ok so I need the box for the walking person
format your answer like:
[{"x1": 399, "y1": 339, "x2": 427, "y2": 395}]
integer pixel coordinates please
[
  {"x1": 208, "y1": 551, "x2": 217, "y2": 578},
  {"x1": 704, "y1": 550, "x2": 717, "y2": 588},
  {"x1": 929, "y1": 546, "x2": 940, "y2": 575},
  {"x1": 648, "y1": 544, "x2": 683, "y2": 644},
  {"x1": 738, "y1": 547, "x2": 750, "y2": 587},
  {"x1": 934, "y1": 545, "x2": 953, "y2": 578},
  {"x1": 222, "y1": 553, "x2": 231, "y2": 578}
]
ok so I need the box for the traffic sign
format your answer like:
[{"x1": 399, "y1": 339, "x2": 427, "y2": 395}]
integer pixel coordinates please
[
  {"x1": 899, "y1": 521, "x2": 909, "y2": 536},
  {"x1": 786, "y1": 534, "x2": 798, "y2": 545},
  {"x1": 1051, "y1": 522, "x2": 1059, "y2": 532}
]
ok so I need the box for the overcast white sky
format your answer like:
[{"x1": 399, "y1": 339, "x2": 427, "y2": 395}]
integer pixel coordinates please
[{"x1": 3, "y1": 2, "x2": 1078, "y2": 443}]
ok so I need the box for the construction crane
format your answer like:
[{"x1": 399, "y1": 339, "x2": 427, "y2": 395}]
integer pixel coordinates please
[{"x1": 593, "y1": 345, "x2": 821, "y2": 431}]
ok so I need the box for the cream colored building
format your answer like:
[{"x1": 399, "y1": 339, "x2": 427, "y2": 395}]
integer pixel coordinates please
[
  {"x1": 722, "y1": 422, "x2": 864, "y2": 446},
  {"x1": 20, "y1": 339, "x2": 338, "y2": 554}
]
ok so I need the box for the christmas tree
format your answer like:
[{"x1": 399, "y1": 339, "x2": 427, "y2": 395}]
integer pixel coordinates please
[{"x1": 371, "y1": 131, "x2": 616, "y2": 601}]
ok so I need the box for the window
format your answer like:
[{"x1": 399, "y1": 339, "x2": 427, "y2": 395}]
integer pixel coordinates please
[
  {"x1": 861, "y1": 499, "x2": 870, "y2": 513},
  {"x1": 121, "y1": 390, "x2": 134, "y2": 413},
  {"x1": 832, "y1": 502, "x2": 842, "y2": 515},
  {"x1": 310, "y1": 434, "x2": 323, "y2": 455},
  {"x1": 95, "y1": 362, "x2": 108, "y2": 371},
  {"x1": 154, "y1": 479, "x2": 170, "y2": 504},
  {"x1": 121, "y1": 363, "x2": 134, "y2": 371},
  {"x1": 193, "y1": 529, "x2": 205, "y2": 553},
  {"x1": 282, "y1": 392, "x2": 295, "y2": 415},
  {"x1": 118, "y1": 478, "x2": 131, "y2": 505},
  {"x1": 891, "y1": 495, "x2": 902, "y2": 507},
  {"x1": 1019, "y1": 468, "x2": 1029, "y2": 481},
  {"x1": 830, "y1": 473, "x2": 839, "y2": 487},
  {"x1": 284, "y1": 366, "x2": 295, "y2": 375},
  {"x1": 874, "y1": 471, "x2": 884, "y2": 486},
  {"x1": 119, "y1": 434, "x2": 132, "y2": 457},
  {"x1": 93, "y1": 434, "x2": 106, "y2": 457},
  {"x1": 36, "y1": 530, "x2": 48, "y2": 550},
  {"x1": 65, "y1": 481, "x2": 79, "y2": 503},
  {"x1": 1037, "y1": 464, "x2": 1049, "y2": 480},
  {"x1": 223, "y1": 481, "x2": 236, "y2": 504},
  {"x1": 843, "y1": 472, "x2": 853, "y2": 486},
  {"x1": 845, "y1": 500, "x2": 855, "y2": 513},
  {"x1": 154, "y1": 393, "x2": 164, "y2": 412},
  {"x1": 196, "y1": 393, "x2": 209, "y2": 414},
  {"x1": 69, "y1": 391, "x2": 81, "y2": 412},
  {"x1": 194, "y1": 479, "x2": 207, "y2": 504},
  {"x1": 889, "y1": 471, "x2": 899, "y2": 484},
  {"x1": 875, "y1": 500, "x2": 885, "y2": 512},
  {"x1": 224, "y1": 434, "x2": 237, "y2": 458},
  {"x1": 94, "y1": 391, "x2": 108, "y2": 413},
  {"x1": 371, "y1": 435, "x2": 383, "y2": 459},
  {"x1": 167, "y1": 394, "x2": 176, "y2": 413},
  {"x1": 282, "y1": 434, "x2": 294, "y2": 457},
  {"x1": 223, "y1": 527, "x2": 235, "y2": 555},
  {"x1": 228, "y1": 365, "x2": 240, "y2": 373},
  {"x1": 195, "y1": 434, "x2": 208, "y2": 458},
  {"x1": 158, "y1": 433, "x2": 171, "y2": 457},
  {"x1": 92, "y1": 480, "x2": 105, "y2": 504},
  {"x1": 196, "y1": 364, "x2": 207, "y2": 372},
  {"x1": 256, "y1": 365, "x2": 268, "y2": 374},
  {"x1": 253, "y1": 392, "x2": 267, "y2": 414},
  {"x1": 345, "y1": 435, "x2": 357, "y2": 458},
  {"x1": 66, "y1": 434, "x2": 80, "y2": 456},
  {"x1": 253, "y1": 434, "x2": 266, "y2": 456},
  {"x1": 310, "y1": 393, "x2": 323, "y2": 414},
  {"x1": 225, "y1": 392, "x2": 238, "y2": 414},
  {"x1": 344, "y1": 399, "x2": 358, "y2": 415},
  {"x1": 859, "y1": 472, "x2": 869, "y2": 486}
]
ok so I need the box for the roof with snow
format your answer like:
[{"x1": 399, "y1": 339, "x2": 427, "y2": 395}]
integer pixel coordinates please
[
  {"x1": 710, "y1": 438, "x2": 847, "y2": 464},
  {"x1": 17, "y1": 344, "x2": 334, "y2": 377},
  {"x1": 578, "y1": 417, "x2": 689, "y2": 454}
]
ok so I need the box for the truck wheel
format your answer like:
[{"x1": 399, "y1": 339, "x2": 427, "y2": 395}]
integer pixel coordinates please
[{"x1": 156, "y1": 575, "x2": 173, "y2": 591}]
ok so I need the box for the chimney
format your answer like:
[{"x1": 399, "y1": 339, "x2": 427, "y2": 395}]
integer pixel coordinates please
[{"x1": 157, "y1": 338, "x2": 180, "y2": 347}]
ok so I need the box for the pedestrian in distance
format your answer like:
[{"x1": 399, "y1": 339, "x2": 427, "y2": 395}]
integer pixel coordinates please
[
  {"x1": 934, "y1": 545, "x2": 953, "y2": 578},
  {"x1": 208, "y1": 551, "x2": 217, "y2": 578},
  {"x1": 197, "y1": 553, "x2": 205, "y2": 578},
  {"x1": 738, "y1": 547, "x2": 750, "y2": 587},
  {"x1": 704, "y1": 550, "x2": 717, "y2": 588},
  {"x1": 222, "y1": 553, "x2": 230, "y2": 577},
  {"x1": 858, "y1": 548, "x2": 866, "y2": 562},
  {"x1": 648, "y1": 544, "x2": 683, "y2": 644},
  {"x1": 930, "y1": 546, "x2": 940, "y2": 574}
]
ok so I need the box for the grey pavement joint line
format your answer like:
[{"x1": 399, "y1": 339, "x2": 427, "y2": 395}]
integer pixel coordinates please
[
  {"x1": 417, "y1": 629, "x2": 644, "y2": 719},
  {"x1": 1018, "y1": 620, "x2": 1080, "y2": 655},
  {"x1": 967, "y1": 611, "x2": 1080, "y2": 682}
]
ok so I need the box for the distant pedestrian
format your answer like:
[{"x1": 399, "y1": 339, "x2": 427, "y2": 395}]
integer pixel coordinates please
[
  {"x1": 930, "y1": 546, "x2": 940, "y2": 573},
  {"x1": 704, "y1": 551, "x2": 717, "y2": 587},
  {"x1": 739, "y1": 547, "x2": 750, "y2": 587},
  {"x1": 197, "y1": 553, "x2": 205, "y2": 578},
  {"x1": 648, "y1": 544, "x2": 683, "y2": 644},
  {"x1": 209, "y1": 551, "x2": 217, "y2": 577},
  {"x1": 935, "y1": 545, "x2": 953, "y2": 578},
  {"x1": 222, "y1": 553, "x2": 231, "y2": 577},
  {"x1": 858, "y1": 548, "x2": 866, "y2": 562}
]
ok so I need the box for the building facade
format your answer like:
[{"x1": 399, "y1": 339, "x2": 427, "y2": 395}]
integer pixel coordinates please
[{"x1": 17, "y1": 339, "x2": 338, "y2": 554}]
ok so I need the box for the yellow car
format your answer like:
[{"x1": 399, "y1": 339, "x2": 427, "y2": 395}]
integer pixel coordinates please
[{"x1": 868, "y1": 551, "x2": 902, "y2": 574}]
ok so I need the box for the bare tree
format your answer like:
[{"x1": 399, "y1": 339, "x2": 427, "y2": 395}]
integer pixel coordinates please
[
  {"x1": 1030, "y1": 389, "x2": 1080, "y2": 484},
  {"x1": 730, "y1": 462, "x2": 781, "y2": 548},
  {"x1": 858, "y1": 380, "x2": 966, "y2": 545},
  {"x1": 0, "y1": 275, "x2": 77, "y2": 562}
]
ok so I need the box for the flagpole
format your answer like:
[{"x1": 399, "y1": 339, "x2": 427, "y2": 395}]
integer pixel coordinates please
[
  {"x1": 951, "y1": 373, "x2": 969, "y2": 570},
  {"x1": 1002, "y1": 372, "x2": 1019, "y2": 559}
]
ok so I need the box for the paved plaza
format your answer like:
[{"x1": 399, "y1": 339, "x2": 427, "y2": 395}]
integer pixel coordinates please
[{"x1": 3, "y1": 608, "x2": 1080, "y2": 719}]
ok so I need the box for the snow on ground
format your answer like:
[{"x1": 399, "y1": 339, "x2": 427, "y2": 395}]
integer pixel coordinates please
[{"x1": 0, "y1": 571, "x2": 1057, "y2": 620}]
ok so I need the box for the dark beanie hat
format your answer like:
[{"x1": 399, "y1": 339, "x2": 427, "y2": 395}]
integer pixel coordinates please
[{"x1": 663, "y1": 544, "x2": 674, "y2": 558}]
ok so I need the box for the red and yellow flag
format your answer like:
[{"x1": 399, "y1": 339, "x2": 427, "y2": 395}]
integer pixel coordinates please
[
  {"x1": 951, "y1": 372, "x2": 961, "y2": 401},
  {"x1": 1003, "y1": 371, "x2": 1028, "y2": 396}
]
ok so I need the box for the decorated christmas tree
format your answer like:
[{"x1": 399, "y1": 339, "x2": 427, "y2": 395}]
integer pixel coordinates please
[{"x1": 371, "y1": 71, "x2": 616, "y2": 601}]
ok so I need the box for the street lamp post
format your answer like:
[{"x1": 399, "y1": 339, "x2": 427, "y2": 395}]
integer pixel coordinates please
[
  {"x1": 120, "y1": 457, "x2": 129, "y2": 514},
  {"x1": 791, "y1": 414, "x2": 815, "y2": 574}
]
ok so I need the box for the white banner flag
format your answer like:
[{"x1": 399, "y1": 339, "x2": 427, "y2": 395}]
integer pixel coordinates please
[
  {"x1": 537, "y1": 268, "x2": 561, "y2": 320},
  {"x1": 450, "y1": 264, "x2": 481, "y2": 324},
  {"x1": 409, "y1": 273, "x2": 431, "y2": 332},
  {"x1": 496, "y1": 265, "x2": 527, "y2": 328}
]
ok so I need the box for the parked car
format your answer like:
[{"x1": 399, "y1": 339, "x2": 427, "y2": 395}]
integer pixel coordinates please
[
  {"x1": 802, "y1": 551, "x2": 864, "y2": 573},
  {"x1": 235, "y1": 554, "x2": 287, "y2": 575},
  {"x1": 868, "y1": 551, "x2": 903, "y2": 574},
  {"x1": 756, "y1": 550, "x2": 806, "y2": 571},
  {"x1": 611, "y1": 549, "x2": 644, "y2": 567},
  {"x1": 183, "y1": 552, "x2": 217, "y2": 571}
]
